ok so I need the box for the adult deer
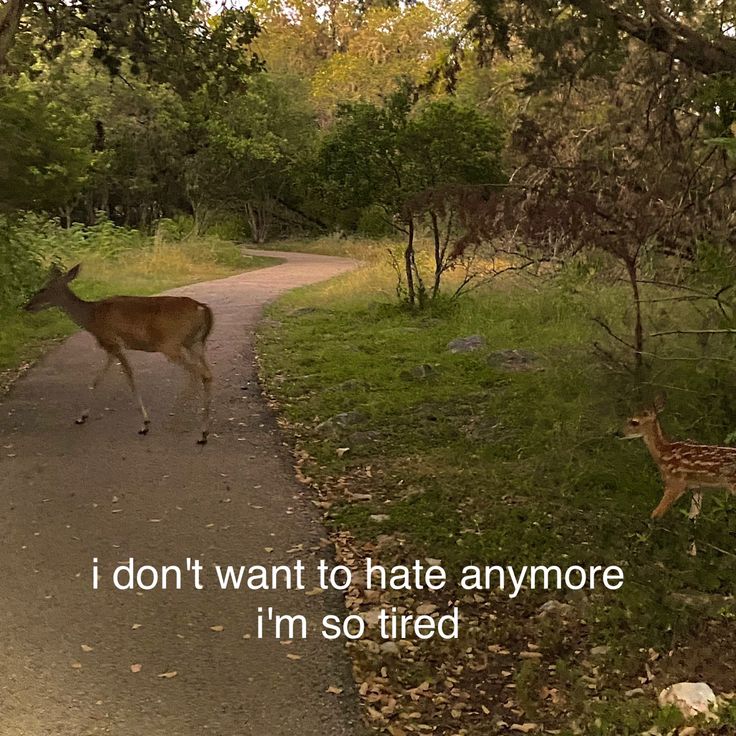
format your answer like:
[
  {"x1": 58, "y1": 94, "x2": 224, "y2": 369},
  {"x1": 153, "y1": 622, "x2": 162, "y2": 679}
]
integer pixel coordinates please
[
  {"x1": 621, "y1": 396, "x2": 736, "y2": 553},
  {"x1": 24, "y1": 264, "x2": 213, "y2": 444}
]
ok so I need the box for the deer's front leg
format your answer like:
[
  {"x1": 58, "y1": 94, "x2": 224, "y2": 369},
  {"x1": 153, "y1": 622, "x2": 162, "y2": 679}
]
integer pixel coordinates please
[
  {"x1": 650, "y1": 478, "x2": 687, "y2": 519},
  {"x1": 115, "y1": 350, "x2": 150, "y2": 435},
  {"x1": 76, "y1": 353, "x2": 115, "y2": 425}
]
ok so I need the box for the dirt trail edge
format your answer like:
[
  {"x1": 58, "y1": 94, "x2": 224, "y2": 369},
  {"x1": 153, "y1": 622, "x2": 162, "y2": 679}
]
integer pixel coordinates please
[{"x1": 0, "y1": 249, "x2": 363, "y2": 736}]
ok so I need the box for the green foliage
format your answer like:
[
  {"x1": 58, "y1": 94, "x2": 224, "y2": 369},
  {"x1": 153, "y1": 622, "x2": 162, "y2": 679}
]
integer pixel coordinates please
[
  {"x1": 0, "y1": 76, "x2": 94, "y2": 213},
  {"x1": 259, "y1": 247, "x2": 736, "y2": 732}
]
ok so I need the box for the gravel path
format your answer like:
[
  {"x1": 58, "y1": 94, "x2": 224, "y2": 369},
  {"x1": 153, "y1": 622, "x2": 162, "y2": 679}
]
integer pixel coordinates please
[{"x1": 0, "y1": 250, "x2": 364, "y2": 735}]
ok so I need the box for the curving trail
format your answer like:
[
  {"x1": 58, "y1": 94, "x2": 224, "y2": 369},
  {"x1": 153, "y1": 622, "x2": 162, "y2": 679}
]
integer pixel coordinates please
[{"x1": 0, "y1": 249, "x2": 363, "y2": 736}]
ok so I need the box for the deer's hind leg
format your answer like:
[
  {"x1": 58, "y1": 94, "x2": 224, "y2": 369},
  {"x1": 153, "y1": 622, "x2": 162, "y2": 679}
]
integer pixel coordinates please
[
  {"x1": 189, "y1": 342, "x2": 212, "y2": 445},
  {"x1": 165, "y1": 343, "x2": 212, "y2": 445},
  {"x1": 687, "y1": 491, "x2": 703, "y2": 557}
]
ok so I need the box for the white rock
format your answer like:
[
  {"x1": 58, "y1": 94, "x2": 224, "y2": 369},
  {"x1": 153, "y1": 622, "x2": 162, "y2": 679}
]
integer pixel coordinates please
[{"x1": 658, "y1": 682, "x2": 716, "y2": 718}]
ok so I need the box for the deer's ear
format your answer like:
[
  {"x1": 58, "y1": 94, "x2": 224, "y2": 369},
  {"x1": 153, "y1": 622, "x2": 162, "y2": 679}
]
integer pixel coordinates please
[
  {"x1": 653, "y1": 392, "x2": 667, "y2": 414},
  {"x1": 64, "y1": 263, "x2": 81, "y2": 282}
]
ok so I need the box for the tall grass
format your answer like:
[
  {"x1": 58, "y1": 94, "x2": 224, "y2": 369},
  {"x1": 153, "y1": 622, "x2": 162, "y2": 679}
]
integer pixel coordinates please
[{"x1": 0, "y1": 214, "x2": 278, "y2": 380}]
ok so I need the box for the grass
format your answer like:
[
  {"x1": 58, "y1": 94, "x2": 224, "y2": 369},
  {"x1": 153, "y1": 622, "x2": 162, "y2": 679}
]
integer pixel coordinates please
[
  {"x1": 0, "y1": 237, "x2": 278, "y2": 382},
  {"x1": 257, "y1": 240, "x2": 736, "y2": 734}
]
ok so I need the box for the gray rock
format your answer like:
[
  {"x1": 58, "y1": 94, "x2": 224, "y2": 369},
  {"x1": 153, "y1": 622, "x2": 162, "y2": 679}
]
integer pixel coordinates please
[
  {"x1": 658, "y1": 682, "x2": 717, "y2": 718},
  {"x1": 315, "y1": 411, "x2": 368, "y2": 433},
  {"x1": 447, "y1": 335, "x2": 486, "y2": 353},
  {"x1": 401, "y1": 363, "x2": 436, "y2": 380},
  {"x1": 538, "y1": 600, "x2": 573, "y2": 618},
  {"x1": 335, "y1": 379, "x2": 366, "y2": 392},
  {"x1": 370, "y1": 514, "x2": 391, "y2": 523},
  {"x1": 380, "y1": 641, "x2": 400, "y2": 655},
  {"x1": 487, "y1": 349, "x2": 541, "y2": 372}
]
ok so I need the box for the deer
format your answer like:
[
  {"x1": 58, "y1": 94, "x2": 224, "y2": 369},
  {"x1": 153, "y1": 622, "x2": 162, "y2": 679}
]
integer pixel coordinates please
[
  {"x1": 24, "y1": 264, "x2": 213, "y2": 445},
  {"x1": 621, "y1": 396, "x2": 736, "y2": 553}
]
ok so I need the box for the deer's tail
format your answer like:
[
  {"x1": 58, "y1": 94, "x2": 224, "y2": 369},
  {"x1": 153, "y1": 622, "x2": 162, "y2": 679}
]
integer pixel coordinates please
[{"x1": 195, "y1": 302, "x2": 214, "y2": 345}]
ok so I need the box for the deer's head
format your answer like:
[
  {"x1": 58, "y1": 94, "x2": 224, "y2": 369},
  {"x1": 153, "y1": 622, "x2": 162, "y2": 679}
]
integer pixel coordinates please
[
  {"x1": 24, "y1": 264, "x2": 81, "y2": 312},
  {"x1": 621, "y1": 394, "x2": 666, "y2": 440}
]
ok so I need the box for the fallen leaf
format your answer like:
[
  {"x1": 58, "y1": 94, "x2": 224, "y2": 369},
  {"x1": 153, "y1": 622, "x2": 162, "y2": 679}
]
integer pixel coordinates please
[
  {"x1": 80, "y1": 644, "x2": 94, "y2": 653},
  {"x1": 326, "y1": 685, "x2": 343, "y2": 695},
  {"x1": 130, "y1": 663, "x2": 142, "y2": 673},
  {"x1": 286, "y1": 653, "x2": 302, "y2": 661},
  {"x1": 158, "y1": 671, "x2": 178, "y2": 679},
  {"x1": 210, "y1": 625, "x2": 224, "y2": 632},
  {"x1": 71, "y1": 661, "x2": 82, "y2": 669}
]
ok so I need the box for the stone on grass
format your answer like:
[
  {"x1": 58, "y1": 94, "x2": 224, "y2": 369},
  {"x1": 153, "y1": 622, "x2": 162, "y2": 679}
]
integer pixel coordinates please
[
  {"x1": 487, "y1": 349, "x2": 541, "y2": 372},
  {"x1": 315, "y1": 411, "x2": 368, "y2": 433},
  {"x1": 369, "y1": 514, "x2": 390, "y2": 523},
  {"x1": 658, "y1": 682, "x2": 717, "y2": 719},
  {"x1": 401, "y1": 364, "x2": 435, "y2": 380},
  {"x1": 447, "y1": 335, "x2": 486, "y2": 353},
  {"x1": 538, "y1": 600, "x2": 573, "y2": 618},
  {"x1": 590, "y1": 645, "x2": 610, "y2": 657}
]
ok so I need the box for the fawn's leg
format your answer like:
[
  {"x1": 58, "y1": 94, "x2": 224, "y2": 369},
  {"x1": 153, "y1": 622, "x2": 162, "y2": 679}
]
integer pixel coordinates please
[
  {"x1": 115, "y1": 350, "x2": 150, "y2": 435},
  {"x1": 650, "y1": 478, "x2": 687, "y2": 519},
  {"x1": 687, "y1": 491, "x2": 703, "y2": 557},
  {"x1": 76, "y1": 353, "x2": 115, "y2": 424}
]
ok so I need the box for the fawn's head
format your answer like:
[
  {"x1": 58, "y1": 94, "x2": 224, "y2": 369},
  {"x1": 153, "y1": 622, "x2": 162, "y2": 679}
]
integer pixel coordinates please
[
  {"x1": 24, "y1": 264, "x2": 81, "y2": 312},
  {"x1": 621, "y1": 394, "x2": 666, "y2": 440}
]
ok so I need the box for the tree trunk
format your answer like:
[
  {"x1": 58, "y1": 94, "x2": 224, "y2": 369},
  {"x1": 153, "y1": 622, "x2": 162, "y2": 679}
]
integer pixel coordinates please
[
  {"x1": 404, "y1": 218, "x2": 416, "y2": 307},
  {"x1": 0, "y1": 0, "x2": 26, "y2": 72},
  {"x1": 430, "y1": 210, "x2": 442, "y2": 299},
  {"x1": 625, "y1": 257, "x2": 644, "y2": 370}
]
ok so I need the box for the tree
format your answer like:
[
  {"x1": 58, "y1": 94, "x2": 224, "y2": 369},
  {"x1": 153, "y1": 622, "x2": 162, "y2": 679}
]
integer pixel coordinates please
[
  {"x1": 0, "y1": 75, "x2": 94, "y2": 214},
  {"x1": 468, "y1": 0, "x2": 736, "y2": 82},
  {"x1": 318, "y1": 92, "x2": 505, "y2": 305},
  {"x1": 185, "y1": 73, "x2": 317, "y2": 242},
  {"x1": 1, "y1": 2, "x2": 262, "y2": 99}
]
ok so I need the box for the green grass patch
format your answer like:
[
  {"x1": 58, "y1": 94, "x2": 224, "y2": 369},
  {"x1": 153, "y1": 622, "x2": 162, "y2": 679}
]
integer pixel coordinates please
[
  {"x1": 258, "y1": 244, "x2": 736, "y2": 731},
  {"x1": 1, "y1": 237, "x2": 278, "y2": 379}
]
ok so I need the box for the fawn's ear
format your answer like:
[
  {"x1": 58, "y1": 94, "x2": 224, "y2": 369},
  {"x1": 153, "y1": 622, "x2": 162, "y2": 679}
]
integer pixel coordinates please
[
  {"x1": 64, "y1": 263, "x2": 81, "y2": 282},
  {"x1": 653, "y1": 392, "x2": 667, "y2": 414}
]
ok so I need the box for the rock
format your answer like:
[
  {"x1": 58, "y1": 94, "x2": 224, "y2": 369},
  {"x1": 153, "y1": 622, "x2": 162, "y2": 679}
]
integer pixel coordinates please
[
  {"x1": 487, "y1": 349, "x2": 541, "y2": 372},
  {"x1": 447, "y1": 335, "x2": 486, "y2": 353},
  {"x1": 348, "y1": 430, "x2": 381, "y2": 445},
  {"x1": 315, "y1": 411, "x2": 368, "y2": 433},
  {"x1": 658, "y1": 682, "x2": 717, "y2": 718},
  {"x1": 380, "y1": 641, "x2": 400, "y2": 655},
  {"x1": 416, "y1": 603, "x2": 438, "y2": 615},
  {"x1": 590, "y1": 645, "x2": 610, "y2": 657},
  {"x1": 401, "y1": 364, "x2": 435, "y2": 380},
  {"x1": 538, "y1": 600, "x2": 573, "y2": 618},
  {"x1": 335, "y1": 379, "x2": 366, "y2": 392},
  {"x1": 369, "y1": 514, "x2": 390, "y2": 523}
]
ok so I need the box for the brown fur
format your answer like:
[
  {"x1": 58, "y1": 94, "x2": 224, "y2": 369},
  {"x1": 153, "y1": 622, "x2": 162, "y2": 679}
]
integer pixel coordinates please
[
  {"x1": 622, "y1": 406, "x2": 736, "y2": 519},
  {"x1": 24, "y1": 264, "x2": 214, "y2": 443}
]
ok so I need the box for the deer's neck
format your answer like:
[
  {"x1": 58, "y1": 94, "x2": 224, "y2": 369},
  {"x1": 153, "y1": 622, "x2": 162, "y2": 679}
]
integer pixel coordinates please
[
  {"x1": 57, "y1": 285, "x2": 96, "y2": 329},
  {"x1": 641, "y1": 420, "x2": 671, "y2": 463}
]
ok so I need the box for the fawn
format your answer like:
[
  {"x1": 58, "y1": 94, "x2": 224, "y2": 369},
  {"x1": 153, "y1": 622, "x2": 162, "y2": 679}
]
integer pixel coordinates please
[
  {"x1": 622, "y1": 397, "x2": 736, "y2": 522},
  {"x1": 24, "y1": 264, "x2": 214, "y2": 444}
]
